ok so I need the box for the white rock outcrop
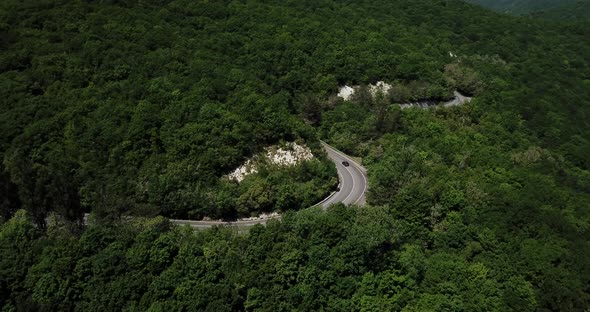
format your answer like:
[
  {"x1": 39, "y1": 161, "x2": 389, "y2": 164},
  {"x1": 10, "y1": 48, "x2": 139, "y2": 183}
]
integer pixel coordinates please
[
  {"x1": 228, "y1": 142, "x2": 314, "y2": 182},
  {"x1": 337, "y1": 81, "x2": 392, "y2": 101},
  {"x1": 337, "y1": 85, "x2": 355, "y2": 101},
  {"x1": 338, "y1": 81, "x2": 391, "y2": 101},
  {"x1": 369, "y1": 81, "x2": 392, "y2": 95}
]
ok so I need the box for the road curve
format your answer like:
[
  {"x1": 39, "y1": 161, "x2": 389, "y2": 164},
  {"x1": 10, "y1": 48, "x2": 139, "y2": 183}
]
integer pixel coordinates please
[
  {"x1": 443, "y1": 91, "x2": 472, "y2": 107},
  {"x1": 398, "y1": 91, "x2": 472, "y2": 109},
  {"x1": 169, "y1": 142, "x2": 368, "y2": 229},
  {"x1": 319, "y1": 142, "x2": 367, "y2": 207}
]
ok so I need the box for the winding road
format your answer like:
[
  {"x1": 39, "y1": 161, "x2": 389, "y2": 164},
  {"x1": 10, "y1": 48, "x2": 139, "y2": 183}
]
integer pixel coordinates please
[
  {"x1": 398, "y1": 91, "x2": 472, "y2": 109},
  {"x1": 169, "y1": 142, "x2": 368, "y2": 229},
  {"x1": 318, "y1": 142, "x2": 367, "y2": 207}
]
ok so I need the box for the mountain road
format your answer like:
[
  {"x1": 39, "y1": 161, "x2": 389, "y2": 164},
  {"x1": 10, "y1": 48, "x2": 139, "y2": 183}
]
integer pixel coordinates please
[{"x1": 169, "y1": 142, "x2": 368, "y2": 229}]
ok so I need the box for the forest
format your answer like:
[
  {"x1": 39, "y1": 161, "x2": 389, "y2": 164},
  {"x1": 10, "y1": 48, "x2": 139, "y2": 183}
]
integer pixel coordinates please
[
  {"x1": 466, "y1": 0, "x2": 590, "y2": 19},
  {"x1": 466, "y1": 0, "x2": 578, "y2": 14},
  {"x1": 529, "y1": 1, "x2": 590, "y2": 20},
  {"x1": 1, "y1": 0, "x2": 589, "y2": 311}
]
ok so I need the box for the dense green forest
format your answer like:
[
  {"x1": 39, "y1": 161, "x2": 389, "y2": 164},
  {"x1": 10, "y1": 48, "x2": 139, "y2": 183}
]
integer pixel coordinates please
[
  {"x1": 1, "y1": 0, "x2": 590, "y2": 311},
  {"x1": 0, "y1": 0, "x2": 341, "y2": 223}
]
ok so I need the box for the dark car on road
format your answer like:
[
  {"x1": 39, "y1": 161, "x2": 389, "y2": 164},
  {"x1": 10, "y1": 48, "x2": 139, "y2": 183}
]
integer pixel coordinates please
[{"x1": 342, "y1": 161, "x2": 350, "y2": 167}]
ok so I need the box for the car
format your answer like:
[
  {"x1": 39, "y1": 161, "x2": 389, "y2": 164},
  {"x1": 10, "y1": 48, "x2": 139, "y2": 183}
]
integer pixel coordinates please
[{"x1": 342, "y1": 161, "x2": 350, "y2": 167}]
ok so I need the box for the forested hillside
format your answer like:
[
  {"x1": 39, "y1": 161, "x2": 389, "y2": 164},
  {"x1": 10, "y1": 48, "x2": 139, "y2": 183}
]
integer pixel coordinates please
[
  {"x1": 530, "y1": 0, "x2": 590, "y2": 20},
  {"x1": 465, "y1": 0, "x2": 579, "y2": 14},
  {"x1": 0, "y1": 0, "x2": 339, "y2": 223},
  {"x1": 466, "y1": 0, "x2": 590, "y2": 19},
  {"x1": 1, "y1": 0, "x2": 589, "y2": 311}
]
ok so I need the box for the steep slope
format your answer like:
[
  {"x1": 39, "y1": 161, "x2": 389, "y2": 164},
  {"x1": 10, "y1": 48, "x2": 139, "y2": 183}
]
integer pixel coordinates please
[
  {"x1": 466, "y1": 0, "x2": 579, "y2": 14},
  {"x1": 530, "y1": 0, "x2": 590, "y2": 20},
  {"x1": 0, "y1": 1, "x2": 589, "y2": 310}
]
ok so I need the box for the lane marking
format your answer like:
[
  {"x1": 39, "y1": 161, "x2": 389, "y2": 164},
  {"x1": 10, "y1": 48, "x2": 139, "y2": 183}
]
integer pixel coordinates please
[
  {"x1": 353, "y1": 166, "x2": 368, "y2": 205},
  {"x1": 321, "y1": 142, "x2": 367, "y2": 173},
  {"x1": 341, "y1": 160, "x2": 356, "y2": 205},
  {"x1": 323, "y1": 143, "x2": 367, "y2": 205}
]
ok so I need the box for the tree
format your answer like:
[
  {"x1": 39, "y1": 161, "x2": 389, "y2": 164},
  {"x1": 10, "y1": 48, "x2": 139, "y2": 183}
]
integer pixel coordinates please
[
  {"x1": 0, "y1": 210, "x2": 40, "y2": 310},
  {"x1": 444, "y1": 63, "x2": 483, "y2": 96},
  {"x1": 0, "y1": 166, "x2": 21, "y2": 222}
]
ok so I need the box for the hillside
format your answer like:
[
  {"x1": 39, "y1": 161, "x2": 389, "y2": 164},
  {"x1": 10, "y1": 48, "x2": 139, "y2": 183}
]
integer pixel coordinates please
[
  {"x1": 467, "y1": 0, "x2": 590, "y2": 19},
  {"x1": 465, "y1": 0, "x2": 579, "y2": 14},
  {"x1": 1, "y1": 0, "x2": 589, "y2": 311},
  {"x1": 530, "y1": 0, "x2": 590, "y2": 20}
]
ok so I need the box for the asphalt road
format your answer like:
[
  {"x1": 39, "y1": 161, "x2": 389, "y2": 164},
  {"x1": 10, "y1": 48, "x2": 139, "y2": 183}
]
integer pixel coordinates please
[
  {"x1": 399, "y1": 91, "x2": 472, "y2": 109},
  {"x1": 169, "y1": 142, "x2": 368, "y2": 229},
  {"x1": 319, "y1": 142, "x2": 367, "y2": 207},
  {"x1": 443, "y1": 91, "x2": 472, "y2": 107}
]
